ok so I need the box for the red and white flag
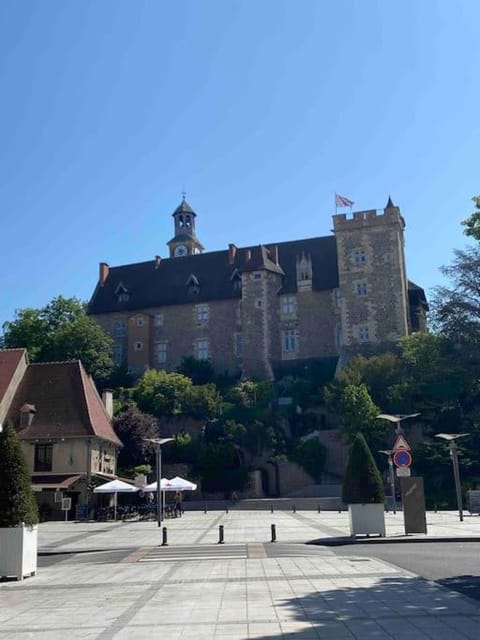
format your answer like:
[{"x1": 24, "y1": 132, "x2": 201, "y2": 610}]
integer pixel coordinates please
[{"x1": 335, "y1": 194, "x2": 354, "y2": 208}]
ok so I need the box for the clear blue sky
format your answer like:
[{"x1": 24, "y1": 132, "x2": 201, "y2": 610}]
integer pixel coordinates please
[{"x1": 1, "y1": 0, "x2": 479, "y2": 325}]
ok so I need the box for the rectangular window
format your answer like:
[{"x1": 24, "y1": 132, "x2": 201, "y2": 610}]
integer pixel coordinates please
[
  {"x1": 34, "y1": 443, "x2": 53, "y2": 472},
  {"x1": 354, "y1": 249, "x2": 366, "y2": 264},
  {"x1": 134, "y1": 341, "x2": 143, "y2": 351},
  {"x1": 114, "y1": 320, "x2": 127, "y2": 338},
  {"x1": 234, "y1": 333, "x2": 243, "y2": 357},
  {"x1": 112, "y1": 342, "x2": 123, "y2": 365},
  {"x1": 154, "y1": 341, "x2": 167, "y2": 364},
  {"x1": 118, "y1": 293, "x2": 129, "y2": 302},
  {"x1": 154, "y1": 314, "x2": 164, "y2": 327},
  {"x1": 334, "y1": 289, "x2": 341, "y2": 308},
  {"x1": 196, "y1": 339, "x2": 209, "y2": 360},
  {"x1": 283, "y1": 329, "x2": 297, "y2": 352},
  {"x1": 355, "y1": 282, "x2": 368, "y2": 296},
  {"x1": 359, "y1": 326, "x2": 370, "y2": 342},
  {"x1": 136, "y1": 317, "x2": 144, "y2": 327},
  {"x1": 253, "y1": 273, "x2": 262, "y2": 280},
  {"x1": 255, "y1": 299, "x2": 263, "y2": 309},
  {"x1": 281, "y1": 296, "x2": 296, "y2": 315},
  {"x1": 336, "y1": 326, "x2": 343, "y2": 348},
  {"x1": 196, "y1": 304, "x2": 209, "y2": 322}
]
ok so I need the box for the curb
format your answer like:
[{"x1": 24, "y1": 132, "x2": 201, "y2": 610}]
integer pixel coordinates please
[{"x1": 308, "y1": 536, "x2": 480, "y2": 546}]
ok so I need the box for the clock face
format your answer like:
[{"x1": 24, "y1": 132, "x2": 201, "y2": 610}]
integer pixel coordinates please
[{"x1": 174, "y1": 245, "x2": 188, "y2": 257}]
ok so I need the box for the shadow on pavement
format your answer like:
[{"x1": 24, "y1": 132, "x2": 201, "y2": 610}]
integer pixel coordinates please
[
  {"x1": 239, "y1": 576, "x2": 479, "y2": 640},
  {"x1": 437, "y1": 575, "x2": 480, "y2": 602}
]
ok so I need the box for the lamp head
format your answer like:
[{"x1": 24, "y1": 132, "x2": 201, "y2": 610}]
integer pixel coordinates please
[{"x1": 435, "y1": 433, "x2": 468, "y2": 442}]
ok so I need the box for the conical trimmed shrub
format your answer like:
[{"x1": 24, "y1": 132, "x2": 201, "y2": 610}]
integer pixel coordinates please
[
  {"x1": 342, "y1": 432, "x2": 385, "y2": 505},
  {"x1": 0, "y1": 422, "x2": 38, "y2": 527}
]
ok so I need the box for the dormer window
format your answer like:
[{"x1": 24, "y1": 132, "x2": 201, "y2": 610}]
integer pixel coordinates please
[
  {"x1": 186, "y1": 274, "x2": 200, "y2": 295},
  {"x1": 115, "y1": 282, "x2": 129, "y2": 303},
  {"x1": 230, "y1": 269, "x2": 242, "y2": 291}
]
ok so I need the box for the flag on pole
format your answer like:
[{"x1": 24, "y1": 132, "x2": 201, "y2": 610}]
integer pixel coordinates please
[{"x1": 335, "y1": 194, "x2": 354, "y2": 208}]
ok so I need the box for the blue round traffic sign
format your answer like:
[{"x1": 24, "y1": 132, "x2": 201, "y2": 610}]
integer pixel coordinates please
[{"x1": 393, "y1": 449, "x2": 412, "y2": 468}]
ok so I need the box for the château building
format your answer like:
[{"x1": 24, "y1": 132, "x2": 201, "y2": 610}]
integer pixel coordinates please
[{"x1": 87, "y1": 197, "x2": 428, "y2": 380}]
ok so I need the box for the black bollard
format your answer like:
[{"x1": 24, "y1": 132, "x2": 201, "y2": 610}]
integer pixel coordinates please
[
  {"x1": 162, "y1": 526, "x2": 168, "y2": 546},
  {"x1": 270, "y1": 505, "x2": 274, "y2": 513},
  {"x1": 204, "y1": 504, "x2": 207, "y2": 514},
  {"x1": 271, "y1": 523, "x2": 277, "y2": 543},
  {"x1": 226, "y1": 507, "x2": 229, "y2": 514},
  {"x1": 218, "y1": 524, "x2": 224, "y2": 544},
  {"x1": 293, "y1": 505, "x2": 296, "y2": 513},
  {"x1": 317, "y1": 505, "x2": 321, "y2": 514}
]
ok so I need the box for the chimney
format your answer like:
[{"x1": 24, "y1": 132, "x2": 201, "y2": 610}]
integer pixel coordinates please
[
  {"x1": 154, "y1": 255, "x2": 162, "y2": 269},
  {"x1": 268, "y1": 245, "x2": 279, "y2": 265},
  {"x1": 245, "y1": 249, "x2": 252, "y2": 263},
  {"x1": 99, "y1": 262, "x2": 109, "y2": 286},
  {"x1": 228, "y1": 243, "x2": 237, "y2": 264},
  {"x1": 102, "y1": 389, "x2": 113, "y2": 419}
]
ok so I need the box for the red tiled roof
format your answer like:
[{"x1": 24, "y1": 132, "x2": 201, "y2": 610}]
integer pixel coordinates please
[
  {"x1": 31, "y1": 474, "x2": 82, "y2": 490},
  {"x1": 7, "y1": 361, "x2": 122, "y2": 446},
  {"x1": 0, "y1": 348, "x2": 28, "y2": 404}
]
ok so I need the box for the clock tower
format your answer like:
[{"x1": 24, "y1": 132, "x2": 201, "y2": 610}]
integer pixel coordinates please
[{"x1": 167, "y1": 196, "x2": 205, "y2": 258}]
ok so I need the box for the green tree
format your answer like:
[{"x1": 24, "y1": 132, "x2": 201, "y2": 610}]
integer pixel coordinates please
[
  {"x1": 430, "y1": 246, "x2": 480, "y2": 345},
  {"x1": 335, "y1": 384, "x2": 383, "y2": 446},
  {"x1": 461, "y1": 195, "x2": 480, "y2": 241},
  {"x1": 342, "y1": 432, "x2": 384, "y2": 505},
  {"x1": 134, "y1": 369, "x2": 193, "y2": 416},
  {"x1": 1, "y1": 296, "x2": 113, "y2": 380},
  {"x1": 183, "y1": 383, "x2": 222, "y2": 419},
  {"x1": 113, "y1": 405, "x2": 159, "y2": 471},
  {"x1": 0, "y1": 422, "x2": 38, "y2": 527}
]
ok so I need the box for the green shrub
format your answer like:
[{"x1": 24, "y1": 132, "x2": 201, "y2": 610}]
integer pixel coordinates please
[
  {"x1": 0, "y1": 422, "x2": 38, "y2": 527},
  {"x1": 342, "y1": 432, "x2": 384, "y2": 504},
  {"x1": 291, "y1": 439, "x2": 327, "y2": 483}
]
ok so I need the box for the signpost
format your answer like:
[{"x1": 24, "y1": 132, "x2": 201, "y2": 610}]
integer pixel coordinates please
[{"x1": 62, "y1": 497, "x2": 72, "y2": 522}]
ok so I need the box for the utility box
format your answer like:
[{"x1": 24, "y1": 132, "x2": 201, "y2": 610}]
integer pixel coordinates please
[{"x1": 401, "y1": 476, "x2": 427, "y2": 534}]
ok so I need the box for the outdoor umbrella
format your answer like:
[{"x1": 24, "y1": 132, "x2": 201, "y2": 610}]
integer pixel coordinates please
[
  {"x1": 93, "y1": 479, "x2": 138, "y2": 520},
  {"x1": 168, "y1": 476, "x2": 197, "y2": 491},
  {"x1": 142, "y1": 478, "x2": 176, "y2": 518},
  {"x1": 142, "y1": 478, "x2": 174, "y2": 492}
]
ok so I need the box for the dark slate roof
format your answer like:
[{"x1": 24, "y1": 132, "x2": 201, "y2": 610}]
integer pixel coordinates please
[
  {"x1": 242, "y1": 245, "x2": 285, "y2": 275},
  {"x1": 8, "y1": 361, "x2": 122, "y2": 446},
  {"x1": 173, "y1": 198, "x2": 196, "y2": 216},
  {"x1": 408, "y1": 280, "x2": 429, "y2": 310},
  {"x1": 88, "y1": 236, "x2": 339, "y2": 314},
  {"x1": 386, "y1": 196, "x2": 395, "y2": 208}
]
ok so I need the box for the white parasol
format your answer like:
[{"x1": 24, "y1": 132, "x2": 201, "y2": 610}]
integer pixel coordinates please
[{"x1": 93, "y1": 479, "x2": 138, "y2": 520}]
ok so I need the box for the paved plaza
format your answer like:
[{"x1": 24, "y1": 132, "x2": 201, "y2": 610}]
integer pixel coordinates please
[{"x1": 0, "y1": 510, "x2": 479, "y2": 639}]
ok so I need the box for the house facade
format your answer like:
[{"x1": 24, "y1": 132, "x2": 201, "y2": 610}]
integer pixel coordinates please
[
  {"x1": 88, "y1": 197, "x2": 428, "y2": 380},
  {"x1": 0, "y1": 349, "x2": 122, "y2": 519}
]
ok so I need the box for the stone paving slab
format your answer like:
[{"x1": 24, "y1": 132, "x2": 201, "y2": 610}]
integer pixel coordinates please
[{"x1": 1, "y1": 511, "x2": 479, "y2": 640}]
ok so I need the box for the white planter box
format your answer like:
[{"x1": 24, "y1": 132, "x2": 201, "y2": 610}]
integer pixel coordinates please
[
  {"x1": 348, "y1": 503, "x2": 385, "y2": 537},
  {"x1": 0, "y1": 525, "x2": 38, "y2": 580}
]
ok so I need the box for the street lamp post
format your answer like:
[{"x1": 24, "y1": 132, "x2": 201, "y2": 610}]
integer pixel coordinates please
[
  {"x1": 379, "y1": 450, "x2": 396, "y2": 514},
  {"x1": 377, "y1": 413, "x2": 420, "y2": 435},
  {"x1": 435, "y1": 433, "x2": 468, "y2": 522},
  {"x1": 143, "y1": 437, "x2": 174, "y2": 527}
]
